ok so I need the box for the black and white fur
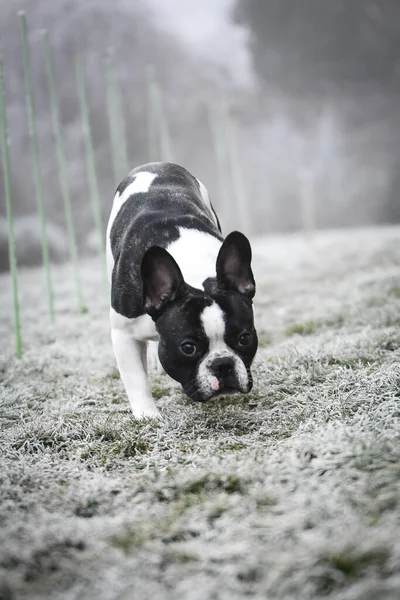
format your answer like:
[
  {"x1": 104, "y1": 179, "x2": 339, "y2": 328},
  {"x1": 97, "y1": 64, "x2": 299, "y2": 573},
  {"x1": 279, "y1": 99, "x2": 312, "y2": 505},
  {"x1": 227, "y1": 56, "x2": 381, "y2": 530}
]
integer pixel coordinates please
[{"x1": 106, "y1": 162, "x2": 258, "y2": 419}]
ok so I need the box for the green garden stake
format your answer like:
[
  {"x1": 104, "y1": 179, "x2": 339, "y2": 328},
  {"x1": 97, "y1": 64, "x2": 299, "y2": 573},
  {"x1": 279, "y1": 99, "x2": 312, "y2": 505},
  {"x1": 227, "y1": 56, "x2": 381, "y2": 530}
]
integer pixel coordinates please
[
  {"x1": 105, "y1": 50, "x2": 130, "y2": 182},
  {"x1": 154, "y1": 77, "x2": 174, "y2": 163},
  {"x1": 146, "y1": 64, "x2": 159, "y2": 161},
  {"x1": 19, "y1": 11, "x2": 55, "y2": 323},
  {"x1": 76, "y1": 55, "x2": 107, "y2": 282},
  {"x1": 43, "y1": 31, "x2": 86, "y2": 314},
  {"x1": 0, "y1": 52, "x2": 22, "y2": 357},
  {"x1": 222, "y1": 99, "x2": 251, "y2": 236},
  {"x1": 146, "y1": 65, "x2": 174, "y2": 162},
  {"x1": 208, "y1": 98, "x2": 231, "y2": 231}
]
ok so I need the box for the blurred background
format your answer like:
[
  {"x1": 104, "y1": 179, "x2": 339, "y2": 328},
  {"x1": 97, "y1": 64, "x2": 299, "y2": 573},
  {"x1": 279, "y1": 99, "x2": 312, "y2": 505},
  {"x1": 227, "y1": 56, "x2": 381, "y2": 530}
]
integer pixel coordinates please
[{"x1": 1, "y1": 0, "x2": 400, "y2": 271}]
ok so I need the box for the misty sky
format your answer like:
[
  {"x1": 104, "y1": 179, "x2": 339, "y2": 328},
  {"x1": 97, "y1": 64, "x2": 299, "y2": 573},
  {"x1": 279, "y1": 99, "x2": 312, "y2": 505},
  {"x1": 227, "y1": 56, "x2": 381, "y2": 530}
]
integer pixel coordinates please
[
  {"x1": 147, "y1": 0, "x2": 253, "y2": 85},
  {"x1": 1, "y1": 0, "x2": 398, "y2": 273}
]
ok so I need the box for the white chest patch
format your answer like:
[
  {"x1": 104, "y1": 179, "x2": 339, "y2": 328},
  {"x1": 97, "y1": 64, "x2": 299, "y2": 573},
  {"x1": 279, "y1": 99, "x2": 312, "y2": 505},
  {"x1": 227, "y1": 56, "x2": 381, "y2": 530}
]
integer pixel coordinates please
[
  {"x1": 166, "y1": 227, "x2": 222, "y2": 290},
  {"x1": 106, "y1": 171, "x2": 158, "y2": 280},
  {"x1": 200, "y1": 303, "x2": 226, "y2": 349}
]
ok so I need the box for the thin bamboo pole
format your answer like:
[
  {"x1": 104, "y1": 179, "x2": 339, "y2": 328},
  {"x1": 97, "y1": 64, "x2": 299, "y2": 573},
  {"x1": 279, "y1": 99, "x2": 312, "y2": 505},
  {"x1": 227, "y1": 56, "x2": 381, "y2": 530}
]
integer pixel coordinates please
[
  {"x1": 43, "y1": 31, "x2": 86, "y2": 314},
  {"x1": 222, "y1": 100, "x2": 251, "y2": 236},
  {"x1": 19, "y1": 11, "x2": 55, "y2": 323},
  {"x1": 0, "y1": 51, "x2": 22, "y2": 357},
  {"x1": 146, "y1": 65, "x2": 174, "y2": 162},
  {"x1": 105, "y1": 49, "x2": 129, "y2": 181},
  {"x1": 208, "y1": 98, "x2": 231, "y2": 231},
  {"x1": 76, "y1": 55, "x2": 106, "y2": 280},
  {"x1": 146, "y1": 65, "x2": 159, "y2": 162}
]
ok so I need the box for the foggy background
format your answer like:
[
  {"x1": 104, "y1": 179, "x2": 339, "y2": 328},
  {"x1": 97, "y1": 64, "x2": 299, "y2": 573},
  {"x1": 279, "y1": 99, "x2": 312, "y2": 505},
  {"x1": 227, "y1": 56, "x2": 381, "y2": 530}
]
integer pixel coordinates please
[{"x1": 1, "y1": 0, "x2": 399, "y2": 271}]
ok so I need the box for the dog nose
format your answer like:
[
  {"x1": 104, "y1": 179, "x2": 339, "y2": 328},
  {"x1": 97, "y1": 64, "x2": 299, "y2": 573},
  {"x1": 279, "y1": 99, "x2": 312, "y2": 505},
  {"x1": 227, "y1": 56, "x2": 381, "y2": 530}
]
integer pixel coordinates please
[{"x1": 211, "y1": 357, "x2": 235, "y2": 378}]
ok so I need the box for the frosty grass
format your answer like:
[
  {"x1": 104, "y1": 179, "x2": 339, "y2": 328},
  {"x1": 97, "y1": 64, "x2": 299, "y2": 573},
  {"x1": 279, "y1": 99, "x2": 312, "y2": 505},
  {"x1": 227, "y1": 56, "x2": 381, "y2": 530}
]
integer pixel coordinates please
[{"x1": 1, "y1": 227, "x2": 399, "y2": 599}]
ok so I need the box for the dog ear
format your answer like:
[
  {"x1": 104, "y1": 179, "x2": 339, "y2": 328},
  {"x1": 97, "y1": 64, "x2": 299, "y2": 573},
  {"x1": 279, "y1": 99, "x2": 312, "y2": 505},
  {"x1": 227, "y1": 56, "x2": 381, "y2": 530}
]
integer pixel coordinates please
[
  {"x1": 216, "y1": 231, "x2": 255, "y2": 298},
  {"x1": 141, "y1": 246, "x2": 185, "y2": 319}
]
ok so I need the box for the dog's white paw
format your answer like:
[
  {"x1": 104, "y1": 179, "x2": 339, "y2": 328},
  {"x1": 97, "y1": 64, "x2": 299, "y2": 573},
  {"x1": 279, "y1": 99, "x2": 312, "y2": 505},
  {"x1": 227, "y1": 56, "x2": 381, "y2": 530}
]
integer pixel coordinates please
[
  {"x1": 131, "y1": 396, "x2": 162, "y2": 420},
  {"x1": 147, "y1": 341, "x2": 165, "y2": 374},
  {"x1": 132, "y1": 409, "x2": 162, "y2": 421}
]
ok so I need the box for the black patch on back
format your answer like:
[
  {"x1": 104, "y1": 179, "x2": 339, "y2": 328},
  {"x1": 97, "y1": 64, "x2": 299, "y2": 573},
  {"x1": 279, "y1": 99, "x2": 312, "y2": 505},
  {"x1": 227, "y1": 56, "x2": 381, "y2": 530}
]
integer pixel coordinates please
[{"x1": 110, "y1": 162, "x2": 223, "y2": 319}]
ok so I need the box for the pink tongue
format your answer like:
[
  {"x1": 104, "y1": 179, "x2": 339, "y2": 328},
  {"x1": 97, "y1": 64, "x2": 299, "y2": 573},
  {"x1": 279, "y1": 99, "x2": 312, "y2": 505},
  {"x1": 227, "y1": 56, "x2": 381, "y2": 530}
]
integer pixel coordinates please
[{"x1": 209, "y1": 376, "x2": 220, "y2": 391}]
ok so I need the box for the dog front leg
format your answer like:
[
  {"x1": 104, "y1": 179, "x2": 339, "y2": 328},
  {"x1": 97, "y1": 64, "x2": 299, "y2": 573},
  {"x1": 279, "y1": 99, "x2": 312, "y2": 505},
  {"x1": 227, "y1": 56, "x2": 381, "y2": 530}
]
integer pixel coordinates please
[
  {"x1": 111, "y1": 327, "x2": 160, "y2": 419},
  {"x1": 147, "y1": 341, "x2": 165, "y2": 374}
]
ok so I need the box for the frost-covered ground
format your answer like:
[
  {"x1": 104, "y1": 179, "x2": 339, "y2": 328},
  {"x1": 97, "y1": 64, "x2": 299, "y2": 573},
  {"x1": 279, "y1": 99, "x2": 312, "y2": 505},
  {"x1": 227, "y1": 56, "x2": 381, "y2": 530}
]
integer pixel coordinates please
[{"x1": 1, "y1": 227, "x2": 400, "y2": 600}]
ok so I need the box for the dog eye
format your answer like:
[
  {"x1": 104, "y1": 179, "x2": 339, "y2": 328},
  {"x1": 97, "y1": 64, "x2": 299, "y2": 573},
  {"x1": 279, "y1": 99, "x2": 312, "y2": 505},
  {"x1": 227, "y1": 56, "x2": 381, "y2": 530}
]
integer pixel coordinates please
[
  {"x1": 238, "y1": 332, "x2": 251, "y2": 347},
  {"x1": 181, "y1": 342, "x2": 197, "y2": 356}
]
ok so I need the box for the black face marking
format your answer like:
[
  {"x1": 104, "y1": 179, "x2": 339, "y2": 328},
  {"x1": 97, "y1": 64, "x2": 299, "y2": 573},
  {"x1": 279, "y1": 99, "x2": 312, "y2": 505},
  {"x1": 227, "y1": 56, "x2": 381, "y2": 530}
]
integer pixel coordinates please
[
  {"x1": 212, "y1": 292, "x2": 258, "y2": 371},
  {"x1": 155, "y1": 286, "x2": 258, "y2": 402},
  {"x1": 155, "y1": 291, "x2": 213, "y2": 396},
  {"x1": 110, "y1": 162, "x2": 223, "y2": 319}
]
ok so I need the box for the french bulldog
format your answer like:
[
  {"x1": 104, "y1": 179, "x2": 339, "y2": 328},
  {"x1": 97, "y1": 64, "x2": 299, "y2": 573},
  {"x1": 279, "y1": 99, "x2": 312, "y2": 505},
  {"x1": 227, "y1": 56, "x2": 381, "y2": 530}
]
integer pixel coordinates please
[{"x1": 106, "y1": 162, "x2": 258, "y2": 418}]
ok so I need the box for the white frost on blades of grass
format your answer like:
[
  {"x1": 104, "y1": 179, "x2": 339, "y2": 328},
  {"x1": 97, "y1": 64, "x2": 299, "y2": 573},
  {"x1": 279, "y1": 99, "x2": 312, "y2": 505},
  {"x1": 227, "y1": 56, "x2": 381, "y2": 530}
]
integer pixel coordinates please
[{"x1": 0, "y1": 226, "x2": 400, "y2": 600}]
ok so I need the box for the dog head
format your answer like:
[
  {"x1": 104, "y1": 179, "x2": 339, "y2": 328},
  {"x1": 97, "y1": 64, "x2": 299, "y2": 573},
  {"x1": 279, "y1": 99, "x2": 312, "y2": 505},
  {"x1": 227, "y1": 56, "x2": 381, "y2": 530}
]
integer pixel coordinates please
[{"x1": 141, "y1": 232, "x2": 258, "y2": 401}]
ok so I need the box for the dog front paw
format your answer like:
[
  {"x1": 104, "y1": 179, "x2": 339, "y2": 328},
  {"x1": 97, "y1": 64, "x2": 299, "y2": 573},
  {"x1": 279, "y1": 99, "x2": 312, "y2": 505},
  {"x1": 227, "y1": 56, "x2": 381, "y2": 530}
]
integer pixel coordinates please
[
  {"x1": 132, "y1": 409, "x2": 162, "y2": 421},
  {"x1": 130, "y1": 397, "x2": 162, "y2": 420}
]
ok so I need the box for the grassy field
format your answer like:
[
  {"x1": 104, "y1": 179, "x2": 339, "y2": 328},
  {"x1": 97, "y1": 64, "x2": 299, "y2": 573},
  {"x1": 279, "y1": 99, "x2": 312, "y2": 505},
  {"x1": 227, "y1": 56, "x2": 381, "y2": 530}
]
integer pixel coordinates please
[{"x1": 1, "y1": 227, "x2": 400, "y2": 600}]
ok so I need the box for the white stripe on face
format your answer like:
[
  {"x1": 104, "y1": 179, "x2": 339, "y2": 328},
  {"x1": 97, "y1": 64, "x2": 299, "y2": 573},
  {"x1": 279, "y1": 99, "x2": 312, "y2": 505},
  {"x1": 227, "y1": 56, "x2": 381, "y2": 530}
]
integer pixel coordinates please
[
  {"x1": 106, "y1": 171, "x2": 158, "y2": 281},
  {"x1": 197, "y1": 302, "x2": 249, "y2": 398},
  {"x1": 200, "y1": 303, "x2": 226, "y2": 350}
]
